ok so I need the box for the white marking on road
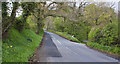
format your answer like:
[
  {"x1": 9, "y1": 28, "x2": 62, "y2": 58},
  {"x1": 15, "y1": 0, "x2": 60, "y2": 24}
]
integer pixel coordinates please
[
  {"x1": 57, "y1": 40, "x2": 61, "y2": 45},
  {"x1": 65, "y1": 47, "x2": 78, "y2": 55}
]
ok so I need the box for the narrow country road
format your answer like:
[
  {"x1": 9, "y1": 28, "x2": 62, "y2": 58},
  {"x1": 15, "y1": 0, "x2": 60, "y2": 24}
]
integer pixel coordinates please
[{"x1": 36, "y1": 31, "x2": 119, "y2": 63}]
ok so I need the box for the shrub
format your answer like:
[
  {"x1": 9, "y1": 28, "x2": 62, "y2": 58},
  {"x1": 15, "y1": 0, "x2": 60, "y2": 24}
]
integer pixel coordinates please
[
  {"x1": 100, "y1": 23, "x2": 118, "y2": 46},
  {"x1": 88, "y1": 27, "x2": 102, "y2": 43},
  {"x1": 88, "y1": 22, "x2": 118, "y2": 46}
]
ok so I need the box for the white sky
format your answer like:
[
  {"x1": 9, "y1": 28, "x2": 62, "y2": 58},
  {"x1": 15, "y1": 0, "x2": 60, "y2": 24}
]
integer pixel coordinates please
[{"x1": 16, "y1": 6, "x2": 23, "y2": 17}]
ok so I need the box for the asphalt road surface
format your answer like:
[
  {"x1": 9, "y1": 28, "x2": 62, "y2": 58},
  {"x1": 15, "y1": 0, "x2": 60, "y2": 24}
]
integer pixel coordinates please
[{"x1": 37, "y1": 31, "x2": 119, "y2": 63}]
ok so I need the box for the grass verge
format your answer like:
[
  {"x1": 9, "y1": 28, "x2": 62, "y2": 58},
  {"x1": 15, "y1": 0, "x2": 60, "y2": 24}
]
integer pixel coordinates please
[
  {"x1": 87, "y1": 42, "x2": 120, "y2": 55},
  {"x1": 0, "y1": 41, "x2": 2, "y2": 63},
  {"x1": 47, "y1": 30, "x2": 80, "y2": 43},
  {"x1": 2, "y1": 28, "x2": 44, "y2": 62}
]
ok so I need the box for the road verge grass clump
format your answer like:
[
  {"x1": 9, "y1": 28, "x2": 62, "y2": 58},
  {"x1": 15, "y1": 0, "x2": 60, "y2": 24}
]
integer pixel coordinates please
[
  {"x1": 87, "y1": 42, "x2": 120, "y2": 55},
  {"x1": 2, "y1": 28, "x2": 44, "y2": 62}
]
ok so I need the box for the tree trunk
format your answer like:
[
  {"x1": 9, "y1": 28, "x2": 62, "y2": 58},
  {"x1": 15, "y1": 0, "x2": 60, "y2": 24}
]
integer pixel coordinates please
[
  {"x1": 2, "y1": 2, "x2": 19, "y2": 34},
  {"x1": 18, "y1": 14, "x2": 28, "y2": 32},
  {"x1": 37, "y1": 22, "x2": 40, "y2": 34}
]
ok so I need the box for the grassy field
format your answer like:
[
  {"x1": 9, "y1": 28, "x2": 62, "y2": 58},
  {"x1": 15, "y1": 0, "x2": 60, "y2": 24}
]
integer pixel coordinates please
[
  {"x1": 2, "y1": 28, "x2": 44, "y2": 62},
  {"x1": 47, "y1": 30, "x2": 80, "y2": 43}
]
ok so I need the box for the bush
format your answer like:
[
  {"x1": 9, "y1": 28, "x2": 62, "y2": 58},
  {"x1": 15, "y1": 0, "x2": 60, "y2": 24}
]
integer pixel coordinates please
[
  {"x1": 75, "y1": 26, "x2": 88, "y2": 41},
  {"x1": 64, "y1": 21, "x2": 90, "y2": 41},
  {"x1": 100, "y1": 23, "x2": 118, "y2": 46},
  {"x1": 88, "y1": 27, "x2": 102, "y2": 43},
  {"x1": 88, "y1": 22, "x2": 118, "y2": 46}
]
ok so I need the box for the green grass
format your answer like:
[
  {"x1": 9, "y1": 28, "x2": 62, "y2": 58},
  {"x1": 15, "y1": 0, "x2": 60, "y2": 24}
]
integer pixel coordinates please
[
  {"x1": 2, "y1": 28, "x2": 44, "y2": 62},
  {"x1": 87, "y1": 42, "x2": 120, "y2": 55},
  {"x1": 0, "y1": 41, "x2": 2, "y2": 63},
  {"x1": 47, "y1": 30, "x2": 80, "y2": 43}
]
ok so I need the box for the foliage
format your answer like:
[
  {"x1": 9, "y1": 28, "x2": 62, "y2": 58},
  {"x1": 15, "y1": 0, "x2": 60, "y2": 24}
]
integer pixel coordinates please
[
  {"x1": 73, "y1": 22, "x2": 90, "y2": 41},
  {"x1": 100, "y1": 22, "x2": 118, "y2": 46},
  {"x1": 21, "y1": 2, "x2": 36, "y2": 15},
  {"x1": 88, "y1": 22, "x2": 118, "y2": 46},
  {"x1": 53, "y1": 18, "x2": 91, "y2": 41},
  {"x1": 18, "y1": 2, "x2": 37, "y2": 32},
  {"x1": 88, "y1": 27, "x2": 102, "y2": 43},
  {"x1": 26, "y1": 15, "x2": 38, "y2": 32},
  {"x1": 53, "y1": 17, "x2": 64, "y2": 32},
  {"x1": 63, "y1": 8, "x2": 71, "y2": 13},
  {"x1": 84, "y1": 4, "x2": 116, "y2": 26},
  {"x1": 2, "y1": 2, "x2": 8, "y2": 18},
  {"x1": 2, "y1": 28, "x2": 44, "y2": 62}
]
